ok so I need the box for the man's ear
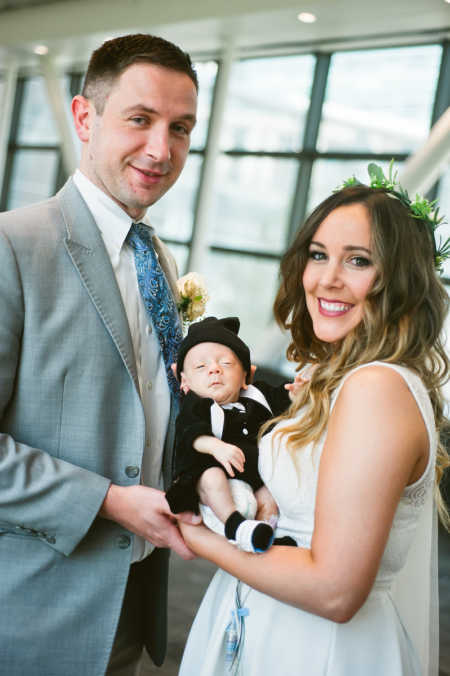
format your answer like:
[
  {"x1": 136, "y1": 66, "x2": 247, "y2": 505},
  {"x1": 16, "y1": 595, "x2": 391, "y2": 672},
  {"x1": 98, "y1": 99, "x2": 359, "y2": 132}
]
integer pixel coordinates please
[{"x1": 71, "y1": 95, "x2": 95, "y2": 143}]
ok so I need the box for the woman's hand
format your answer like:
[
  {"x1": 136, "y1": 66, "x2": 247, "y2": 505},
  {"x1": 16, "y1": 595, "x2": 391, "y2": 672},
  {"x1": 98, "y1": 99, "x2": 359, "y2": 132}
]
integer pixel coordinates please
[{"x1": 178, "y1": 518, "x2": 220, "y2": 556}]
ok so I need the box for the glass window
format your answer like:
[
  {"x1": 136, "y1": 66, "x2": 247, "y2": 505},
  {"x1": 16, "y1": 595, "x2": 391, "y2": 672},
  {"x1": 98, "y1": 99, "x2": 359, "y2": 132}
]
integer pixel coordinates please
[
  {"x1": 209, "y1": 155, "x2": 298, "y2": 253},
  {"x1": 317, "y1": 45, "x2": 442, "y2": 154},
  {"x1": 16, "y1": 77, "x2": 60, "y2": 145},
  {"x1": 7, "y1": 150, "x2": 59, "y2": 209},
  {"x1": 220, "y1": 54, "x2": 316, "y2": 152},
  {"x1": 202, "y1": 250, "x2": 280, "y2": 350},
  {"x1": 436, "y1": 165, "x2": 450, "y2": 280},
  {"x1": 148, "y1": 153, "x2": 202, "y2": 243},
  {"x1": 307, "y1": 158, "x2": 405, "y2": 213},
  {"x1": 190, "y1": 61, "x2": 218, "y2": 151}
]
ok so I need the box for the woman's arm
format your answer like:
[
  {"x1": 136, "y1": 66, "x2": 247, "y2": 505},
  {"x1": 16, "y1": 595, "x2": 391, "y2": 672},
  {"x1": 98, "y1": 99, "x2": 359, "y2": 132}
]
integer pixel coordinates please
[{"x1": 180, "y1": 365, "x2": 428, "y2": 622}]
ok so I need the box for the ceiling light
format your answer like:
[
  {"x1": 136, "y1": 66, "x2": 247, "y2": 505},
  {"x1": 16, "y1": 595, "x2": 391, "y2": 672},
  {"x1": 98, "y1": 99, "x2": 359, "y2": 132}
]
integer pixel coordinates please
[
  {"x1": 34, "y1": 45, "x2": 49, "y2": 55},
  {"x1": 297, "y1": 12, "x2": 317, "y2": 23}
]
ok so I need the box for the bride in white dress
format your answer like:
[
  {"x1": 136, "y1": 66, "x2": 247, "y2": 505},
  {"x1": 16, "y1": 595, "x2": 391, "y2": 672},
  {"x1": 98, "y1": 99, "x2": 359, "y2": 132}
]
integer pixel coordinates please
[{"x1": 177, "y1": 170, "x2": 450, "y2": 676}]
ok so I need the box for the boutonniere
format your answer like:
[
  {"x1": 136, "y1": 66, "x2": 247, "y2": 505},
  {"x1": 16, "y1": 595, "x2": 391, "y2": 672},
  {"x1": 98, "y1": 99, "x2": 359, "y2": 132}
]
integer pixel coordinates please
[{"x1": 177, "y1": 272, "x2": 209, "y2": 333}]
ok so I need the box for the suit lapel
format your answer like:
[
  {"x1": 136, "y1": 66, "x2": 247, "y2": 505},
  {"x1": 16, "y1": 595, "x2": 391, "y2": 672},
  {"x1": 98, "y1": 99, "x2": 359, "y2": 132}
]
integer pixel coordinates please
[{"x1": 57, "y1": 179, "x2": 139, "y2": 390}]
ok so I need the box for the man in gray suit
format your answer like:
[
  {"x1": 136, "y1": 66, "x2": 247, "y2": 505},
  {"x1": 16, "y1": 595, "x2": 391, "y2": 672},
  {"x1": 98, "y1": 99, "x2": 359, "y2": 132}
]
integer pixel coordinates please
[{"x1": 0, "y1": 33, "x2": 201, "y2": 676}]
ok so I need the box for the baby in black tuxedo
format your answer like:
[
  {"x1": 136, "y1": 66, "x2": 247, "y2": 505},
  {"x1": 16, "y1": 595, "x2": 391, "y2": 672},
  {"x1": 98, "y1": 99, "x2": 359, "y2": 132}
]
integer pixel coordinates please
[{"x1": 166, "y1": 316, "x2": 295, "y2": 553}]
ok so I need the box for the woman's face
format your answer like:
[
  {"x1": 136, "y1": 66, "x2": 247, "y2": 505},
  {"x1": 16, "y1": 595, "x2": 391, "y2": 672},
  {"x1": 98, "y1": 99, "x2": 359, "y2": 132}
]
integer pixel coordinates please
[{"x1": 302, "y1": 202, "x2": 377, "y2": 344}]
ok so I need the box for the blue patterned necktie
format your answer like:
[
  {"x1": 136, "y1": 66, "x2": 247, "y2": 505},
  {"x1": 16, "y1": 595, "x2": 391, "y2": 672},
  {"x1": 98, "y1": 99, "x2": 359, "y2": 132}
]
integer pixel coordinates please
[{"x1": 126, "y1": 222, "x2": 182, "y2": 398}]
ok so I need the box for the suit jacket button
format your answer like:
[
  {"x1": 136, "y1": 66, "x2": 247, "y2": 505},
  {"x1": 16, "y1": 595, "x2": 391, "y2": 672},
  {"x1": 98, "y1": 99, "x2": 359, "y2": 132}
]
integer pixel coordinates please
[
  {"x1": 125, "y1": 465, "x2": 140, "y2": 478},
  {"x1": 117, "y1": 534, "x2": 131, "y2": 549}
]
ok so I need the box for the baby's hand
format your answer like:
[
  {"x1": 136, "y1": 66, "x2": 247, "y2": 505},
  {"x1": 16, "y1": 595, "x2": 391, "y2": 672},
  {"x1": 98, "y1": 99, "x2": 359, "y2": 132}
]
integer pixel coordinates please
[
  {"x1": 284, "y1": 366, "x2": 316, "y2": 400},
  {"x1": 212, "y1": 441, "x2": 245, "y2": 478}
]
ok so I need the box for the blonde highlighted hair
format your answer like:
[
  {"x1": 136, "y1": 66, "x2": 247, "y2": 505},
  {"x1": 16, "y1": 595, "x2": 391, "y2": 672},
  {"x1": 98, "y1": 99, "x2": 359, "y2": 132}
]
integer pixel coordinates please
[{"x1": 267, "y1": 185, "x2": 450, "y2": 527}]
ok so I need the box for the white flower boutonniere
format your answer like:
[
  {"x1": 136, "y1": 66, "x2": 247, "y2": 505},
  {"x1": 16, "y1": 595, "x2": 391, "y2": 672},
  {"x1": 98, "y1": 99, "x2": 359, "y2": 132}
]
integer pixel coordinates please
[{"x1": 177, "y1": 272, "x2": 209, "y2": 333}]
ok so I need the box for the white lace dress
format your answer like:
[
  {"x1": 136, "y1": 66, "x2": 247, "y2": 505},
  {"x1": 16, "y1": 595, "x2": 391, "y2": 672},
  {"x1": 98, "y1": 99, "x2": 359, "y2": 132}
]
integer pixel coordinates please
[{"x1": 179, "y1": 363, "x2": 438, "y2": 676}]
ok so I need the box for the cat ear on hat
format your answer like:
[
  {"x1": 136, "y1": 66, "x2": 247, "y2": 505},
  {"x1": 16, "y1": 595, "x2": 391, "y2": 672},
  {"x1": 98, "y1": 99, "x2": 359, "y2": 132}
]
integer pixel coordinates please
[{"x1": 221, "y1": 317, "x2": 240, "y2": 335}]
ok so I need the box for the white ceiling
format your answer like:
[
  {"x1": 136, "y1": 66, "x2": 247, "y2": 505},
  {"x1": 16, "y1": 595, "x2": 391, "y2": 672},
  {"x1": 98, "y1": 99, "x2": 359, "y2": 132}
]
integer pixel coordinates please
[{"x1": 0, "y1": 0, "x2": 449, "y2": 69}]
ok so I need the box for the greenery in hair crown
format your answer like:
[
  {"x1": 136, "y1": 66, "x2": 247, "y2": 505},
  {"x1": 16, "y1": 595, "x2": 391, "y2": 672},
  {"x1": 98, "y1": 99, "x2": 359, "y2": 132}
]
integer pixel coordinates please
[{"x1": 334, "y1": 160, "x2": 450, "y2": 274}]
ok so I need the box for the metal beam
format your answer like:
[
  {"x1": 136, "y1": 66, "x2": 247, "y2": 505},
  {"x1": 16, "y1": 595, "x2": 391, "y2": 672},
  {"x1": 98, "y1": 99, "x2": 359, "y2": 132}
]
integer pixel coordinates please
[
  {"x1": 187, "y1": 39, "x2": 234, "y2": 273},
  {"x1": 399, "y1": 106, "x2": 450, "y2": 195},
  {"x1": 0, "y1": 61, "x2": 18, "y2": 198},
  {"x1": 40, "y1": 53, "x2": 78, "y2": 175}
]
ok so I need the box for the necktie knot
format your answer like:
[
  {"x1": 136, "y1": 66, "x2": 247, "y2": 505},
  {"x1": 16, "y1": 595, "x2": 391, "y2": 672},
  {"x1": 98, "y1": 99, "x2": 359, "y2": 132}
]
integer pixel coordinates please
[{"x1": 126, "y1": 222, "x2": 152, "y2": 252}]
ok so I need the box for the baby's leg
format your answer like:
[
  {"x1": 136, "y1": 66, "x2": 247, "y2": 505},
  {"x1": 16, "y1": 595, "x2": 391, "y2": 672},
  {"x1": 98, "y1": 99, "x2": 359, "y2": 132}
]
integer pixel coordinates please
[
  {"x1": 197, "y1": 466, "x2": 237, "y2": 523},
  {"x1": 198, "y1": 467, "x2": 274, "y2": 553}
]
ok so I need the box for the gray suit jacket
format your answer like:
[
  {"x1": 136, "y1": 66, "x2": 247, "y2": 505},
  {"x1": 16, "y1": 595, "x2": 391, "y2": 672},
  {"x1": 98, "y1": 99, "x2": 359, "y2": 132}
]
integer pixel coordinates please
[{"x1": 0, "y1": 178, "x2": 178, "y2": 675}]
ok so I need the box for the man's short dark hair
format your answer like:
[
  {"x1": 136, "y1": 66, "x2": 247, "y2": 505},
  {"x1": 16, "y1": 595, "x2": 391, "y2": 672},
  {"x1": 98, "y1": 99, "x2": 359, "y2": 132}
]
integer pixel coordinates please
[{"x1": 81, "y1": 33, "x2": 198, "y2": 113}]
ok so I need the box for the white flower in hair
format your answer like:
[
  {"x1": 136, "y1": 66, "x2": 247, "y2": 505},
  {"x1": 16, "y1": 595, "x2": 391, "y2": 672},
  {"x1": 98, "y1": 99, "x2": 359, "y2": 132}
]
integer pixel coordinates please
[{"x1": 177, "y1": 272, "x2": 209, "y2": 331}]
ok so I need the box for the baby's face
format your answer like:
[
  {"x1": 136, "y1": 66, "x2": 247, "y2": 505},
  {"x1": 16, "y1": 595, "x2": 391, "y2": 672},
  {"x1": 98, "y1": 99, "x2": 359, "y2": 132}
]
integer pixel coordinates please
[{"x1": 180, "y1": 342, "x2": 247, "y2": 406}]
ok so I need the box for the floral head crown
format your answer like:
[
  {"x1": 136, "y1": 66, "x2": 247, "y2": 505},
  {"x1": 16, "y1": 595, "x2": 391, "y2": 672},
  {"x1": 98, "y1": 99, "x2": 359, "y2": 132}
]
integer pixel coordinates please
[{"x1": 334, "y1": 160, "x2": 450, "y2": 274}]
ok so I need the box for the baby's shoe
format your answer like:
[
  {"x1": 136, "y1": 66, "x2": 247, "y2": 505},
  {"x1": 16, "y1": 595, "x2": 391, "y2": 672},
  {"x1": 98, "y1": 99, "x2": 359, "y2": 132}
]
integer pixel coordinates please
[{"x1": 235, "y1": 519, "x2": 274, "y2": 553}]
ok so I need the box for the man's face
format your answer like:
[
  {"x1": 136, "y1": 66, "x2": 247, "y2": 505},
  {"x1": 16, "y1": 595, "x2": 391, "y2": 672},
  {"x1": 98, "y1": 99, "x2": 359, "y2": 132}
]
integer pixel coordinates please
[
  {"x1": 180, "y1": 342, "x2": 247, "y2": 406},
  {"x1": 74, "y1": 63, "x2": 197, "y2": 220}
]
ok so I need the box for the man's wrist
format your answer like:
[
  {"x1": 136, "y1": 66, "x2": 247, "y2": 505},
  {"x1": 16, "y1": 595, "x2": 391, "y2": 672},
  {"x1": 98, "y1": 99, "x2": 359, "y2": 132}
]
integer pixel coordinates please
[{"x1": 99, "y1": 483, "x2": 123, "y2": 521}]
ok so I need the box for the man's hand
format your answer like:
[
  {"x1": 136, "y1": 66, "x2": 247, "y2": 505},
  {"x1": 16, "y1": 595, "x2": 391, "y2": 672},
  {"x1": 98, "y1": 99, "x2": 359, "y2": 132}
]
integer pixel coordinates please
[{"x1": 99, "y1": 484, "x2": 201, "y2": 560}]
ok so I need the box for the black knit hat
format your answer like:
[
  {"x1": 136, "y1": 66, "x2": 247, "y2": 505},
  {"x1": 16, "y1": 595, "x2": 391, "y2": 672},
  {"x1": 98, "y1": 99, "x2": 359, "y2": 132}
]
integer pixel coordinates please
[{"x1": 176, "y1": 316, "x2": 250, "y2": 379}]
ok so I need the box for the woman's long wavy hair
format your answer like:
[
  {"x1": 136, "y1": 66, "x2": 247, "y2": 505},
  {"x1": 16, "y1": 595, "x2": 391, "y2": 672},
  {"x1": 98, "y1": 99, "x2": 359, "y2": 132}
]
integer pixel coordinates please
[{"x1": 268, "y1": 185, "x2": 450, "y2": 527}]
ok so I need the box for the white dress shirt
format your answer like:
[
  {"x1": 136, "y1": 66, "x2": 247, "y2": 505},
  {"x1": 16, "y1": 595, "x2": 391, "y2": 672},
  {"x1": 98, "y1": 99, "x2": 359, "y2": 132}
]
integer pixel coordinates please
[{"x1": 73, "y1": 169, "x2": 171, "y2": 562}]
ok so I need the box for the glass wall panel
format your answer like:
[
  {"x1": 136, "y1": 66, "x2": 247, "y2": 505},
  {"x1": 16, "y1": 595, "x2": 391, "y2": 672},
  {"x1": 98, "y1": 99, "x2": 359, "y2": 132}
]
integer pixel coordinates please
[
  {"x1": 307, "y1": 158, "x2": 405, "y2": 213},
  {"x1": 7, "y1": 149, "x2": 59, "y2": 209},
  {"x1": 203, "y1": 251, "x2": 280, "y2": 349},
  {"x1": 190, "y1": 61, "x2": 218, "y2": 151},
  {"x1": 16, "y1": 77, "x2": 60, "y2": 145},
  {"x1": 148, "y1": 153, "x2": 202, "y2": 243},
  {"x1": 317, "y1": 45, "x2": 442, "y2": 154},
  {"x1": 220, "y1": 54, "x2": 315, "y2": 152},
  {"x1": 436, "y1": 165, "x2": 450, "y2": 279},
  {"x1": 209, "y1": 155, "x2": 298, "y2": 253}
]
